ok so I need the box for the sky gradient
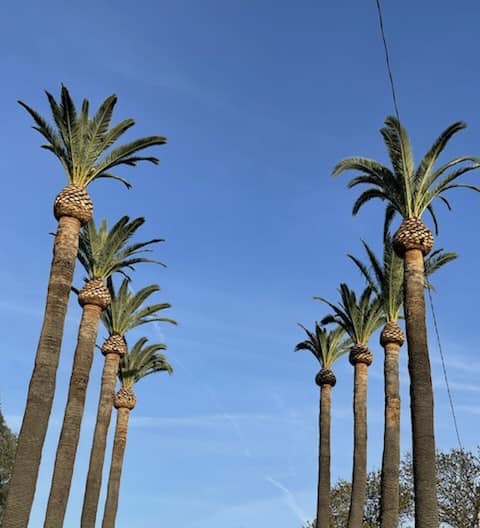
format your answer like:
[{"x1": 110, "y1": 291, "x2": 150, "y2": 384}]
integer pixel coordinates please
[{"x1": 2, "y1": 1, "x2": 480, "y2": 526}]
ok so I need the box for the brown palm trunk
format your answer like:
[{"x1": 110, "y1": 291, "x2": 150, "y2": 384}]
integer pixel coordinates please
[
  {"x1": 316, "y1": 383, "x2": 332, "y2": 528},
  {"x1": 380, "y1": 328, "x2": 402, "y2": 528},
  {"x1": 102, "y1": 406, "x2": 130, "y2": 528},
  {"x1": 81, "y1": 348, "x2": 122, "y2": 528},
  {"x1": 44, "y1": 301, "x2": 103, "y2": 527},
  {"x1": 348, "y1": 360, "x2": 369, "y2": 528},
  {"x1": 3, "y1": 215, "x2": 81, "y2": 528},
  {"x1": 404, "y1": 248, "x2": 439, "y2": 527}
]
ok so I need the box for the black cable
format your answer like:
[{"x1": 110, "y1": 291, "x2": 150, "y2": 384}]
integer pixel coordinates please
[
  {"x1": 427, "y1": 287, "x2": 463, "y2": 450},
  {"x1": 374, "y1": 0, "x2": 463, "y2": 450}
]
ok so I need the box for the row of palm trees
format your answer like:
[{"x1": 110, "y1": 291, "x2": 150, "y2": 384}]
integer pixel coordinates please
[
  {"x1": 3, "y1": 86, "x2": 175, "y2": 527},
  {"x1": 296, "y1": 117, "x2": 480, "y2": 528}
]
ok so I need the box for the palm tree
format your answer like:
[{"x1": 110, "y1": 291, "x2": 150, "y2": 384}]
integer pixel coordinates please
[
  {"x1": 333, "y1": 116, "x2": 480, "y2": 527},
  {"x1": 295, "y1": 324, "x2": 349, "y2": 528},
  {"x1": 101, "y1": 338, "x2": 172, "y2": 528},
  {"x1": 4, "y1": 86, "x2": 166, "y2": 528},
  {"x1": 81, "y1": 278, "x2": 176, "y2": 527},
  {"x1": 348, "y1": 237, "x2": 457, "y2": 528},
  {"x1": 317, "y1": 285, "x2": 384, "y2": 528},
  {"x1": 44, "y1": 216, "x2": 163, "y2": 527}
]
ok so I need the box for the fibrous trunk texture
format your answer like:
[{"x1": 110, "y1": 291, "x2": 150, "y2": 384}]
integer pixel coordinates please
[
  {"x1": 3, "y1": 215, "x2": 82, "y2": 528},
  {"x1": 44, "y1": 300, "x2": 104, "y2": 527},
  {"x1": 380, "y1": 328, "x2": 402, "y2": 528},
  {"x1": 348, "y1": 361, "x2": 369, "y2": 528},
  {"x1": 81, "y1": 350, "x2": 123, "y2": 527},
  {"x1": 316, "y1": 383, "x2": 332, "y2": 528},
  {"x1": 101, "y1": 388, "x2": 135, "y2": 528},
  {"x1": 403, "y1": 248, "x2": 439, "y2": 527}
]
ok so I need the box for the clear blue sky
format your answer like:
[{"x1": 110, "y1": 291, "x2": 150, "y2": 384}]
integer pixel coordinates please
[{"x1": 1, "y1": 1, "x2": 480, "y2": 526}]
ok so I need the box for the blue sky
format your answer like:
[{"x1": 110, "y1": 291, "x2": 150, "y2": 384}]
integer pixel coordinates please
[{"x1": 1, "y1": 0, "x2": 480, "y2": 526}]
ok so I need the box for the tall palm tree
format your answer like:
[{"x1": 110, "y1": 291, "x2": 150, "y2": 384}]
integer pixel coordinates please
[
  {"x1": 348, "y1": 237, "x2": 457, "y2": 528},
  {"x1": 101, "y1": 338, "x2": 172, "y2": 528},
  {"x1": 44, "y1": 216, "x2": 163, "y2": 527},
  {"x1": 295, "y1": 324, "x2": 349, "y2": 528},
  {"x1": 317, "y1": 285, "x2": 384, "y2": 528},
  {"x1": 81, "y1": 279, "x2": 176, "y2": 527},
  {"x1": 333, "y1": 116, "x2": 480, "y2": 527},
  {"x1": 4, "y1": 86, "x2": 166, "y2": 528}
]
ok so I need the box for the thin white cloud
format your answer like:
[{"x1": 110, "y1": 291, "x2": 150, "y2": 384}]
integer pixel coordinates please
[{"x1": 264, "y1": 475, "x2": 308, "y2": 523}]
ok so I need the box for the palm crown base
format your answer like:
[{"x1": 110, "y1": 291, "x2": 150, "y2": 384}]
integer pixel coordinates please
[
  {"x1": 393, "y1": 217, "x2": 434, "y2": 257},
  {"x1": 102, "y1": 335, "x2": 127, "y2": 357},
  {"x1": 54, "y1": 184, "x2": 93, "y2": 224},
  {"x1": 315, "y1": 368, "x2": 337, "y2": 387},
  {"x1": 78, "y1": 279, "x2": 111, "y2": 309},
  {"x1": 380, "y1": 320, "x2": 405, "y2": 347},
  {"x1": 114, "y1": 387, "x2": 136, "y2": 410},
  {"x1": 349, "y1": 344, "x2": 373, "y2": 366}
]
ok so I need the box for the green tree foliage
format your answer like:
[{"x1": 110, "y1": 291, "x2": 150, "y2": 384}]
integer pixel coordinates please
[
  {"x1": 401, "y1": 449, "x2": 480, "y2": 528},
  {"x1": 303, "y1": 447, "x2": 480, "y2": 528},
  {"x1": 0, "y1": 410, "x2": 16, "y2": 522}
]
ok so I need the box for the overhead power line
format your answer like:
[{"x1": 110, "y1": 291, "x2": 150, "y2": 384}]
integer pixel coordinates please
[{"x1": 373, "y1": 0, "x2": 463, "y2": 450}]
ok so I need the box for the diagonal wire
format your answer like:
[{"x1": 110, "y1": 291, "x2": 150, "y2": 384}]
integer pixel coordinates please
[
  {"x1": 374, "y1": 0, "x2": 463, "y2": 450},
  {"x1": 427, "y1": 286, "x2": 463, "y2": 450},
  {"x1": 374, "y1": 0, "x2": 402, "y2": 124}
]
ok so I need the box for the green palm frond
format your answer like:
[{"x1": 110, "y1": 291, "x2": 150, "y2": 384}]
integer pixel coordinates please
[
  {"x1": 102, "y1": 278, "x2": 177, "y2": 338},
  {"x1": 19, "y1": 84, "x2": 166, "y2": 188},
  {"x1": 78, "y1": 216, "x2": 164, "y2": 282},
  {"x1": 294, "y1": 323, "x2": 349, "y2": 369},
  {"x1": 119, "y1": 337, "x2": 172, "y2": 388},
  {"x1": 316, "y1": 284, "x2": 384, "y2": 345},
  {"x1": 333, "y1": 116, "x2": 480, "y2": 226},
  {"x1": 348, "y1": 238, "x2": 458, "y2": 319},
  {"x1": 348, "y1": 237, "x2": 403, "y2": 323},
  {"x1": 424, "y1": 249, "x2": 458, "y2": 291}
]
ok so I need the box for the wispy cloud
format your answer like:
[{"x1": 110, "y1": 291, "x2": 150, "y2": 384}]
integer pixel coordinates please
[{"x1": 264, "y1": 475, "x2": 308, "y2": 523}]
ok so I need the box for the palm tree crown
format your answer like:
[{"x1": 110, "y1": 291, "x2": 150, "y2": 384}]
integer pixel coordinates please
[
  {"x1": 119, "y1": 337, "x2": 172, "y2": 388},
  {"x1": 333, "y1": 116, "x2": 480, "y2": 233},
  {"x1": 102, "y1": 278, "x2": 177, "y2": 338},
  {"x1": 295, "y1": 324, "x2": 349, "y2": 369},
  {"x1": 348, "y1": 237, "x2": 458, "y2": 322},
  {"x1": 78, "y1": 216, "x2": 164, "y2": 283},
  {"x1": 316, "y1": 285, "x2": 384, "y2": 345},
  {"x1": 19, "y1": 84, "x2": 166, "y2": 188}
]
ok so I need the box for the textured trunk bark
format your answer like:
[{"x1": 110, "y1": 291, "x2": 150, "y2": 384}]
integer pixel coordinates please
[
  {"x1": 81, "y1": 352, "x2": 121, "y2": 528},
  {"x1": 380, "y1": 339, "x2": 401, "y2": 528},
  {"x1": 44, "y1": 302, "x2": 103, "y2": 527},
  {"x1": 3, "y1": 215, "x2": 81, "y2": 528},
  {"x1": 101, "y1": 407, "x2": 130, "y2": 528},
  {"x1": 316, "y1": 384, "x2": 332, "y2": 528},
  {"x1": 404, "y1": 248, "x2": 439, "y2": 527},
  {"x1": 348, "y1": 362, "x2": 368, "y2": 528}
]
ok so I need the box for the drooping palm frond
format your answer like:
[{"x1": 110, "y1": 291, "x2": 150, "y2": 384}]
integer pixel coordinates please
[
  {"x1": 424, "y1": 249, "x2": 458, "y2": 291},
  {"x1": 119, "y1": 337, "x2": 172, "y2": 388},
  {"x1": 294, "y1": 323, "x2": 349, "y2": 369},
  {"x1": 333, "y1": 116, "x2": 480, "y2": 231},
  {"x1": 316, "y1": 284, "x2": 384, "y2": 345},
  {"x1": 348, "y1": 236, "x2": 403, "y2": 323},
  {"x1": 101, "y1": 278, "x2": 177, "y2": 338},
  {"x1": 78, "y1": 216, "x2": 164, "y2": 282},
  {"x1": 18, "y1": 84, "x2": 166, "y2": 188},
  {"x1": 348, "y1": 238, "x2": 458, "y2": 318}
]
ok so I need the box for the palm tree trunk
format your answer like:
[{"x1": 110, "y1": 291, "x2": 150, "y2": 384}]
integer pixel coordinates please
[
  {"x1": 316, "y1": 384, "x2": 332, "y2": 528},
  {"x1": 380, "y1": 339, "x2": 401, "y2": 528},
  {"x1": 348, "y1": 361, "x2": 368, "y2": 528},
  {"x1": 101, "y1": 406, "x2": 130, "y2": 528},
  {"x1": 3, "y1": 215, "x2": 81, "y2": 528},
  {"x1": 403, "y1": 248, "x2": 439, "y2": 527},
  {"x1": 44, "y1": 302, "x2": 103, "y2": 527},
  {"x1": 81, "y1": 352, "x2": 121, "y2": 528}
]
